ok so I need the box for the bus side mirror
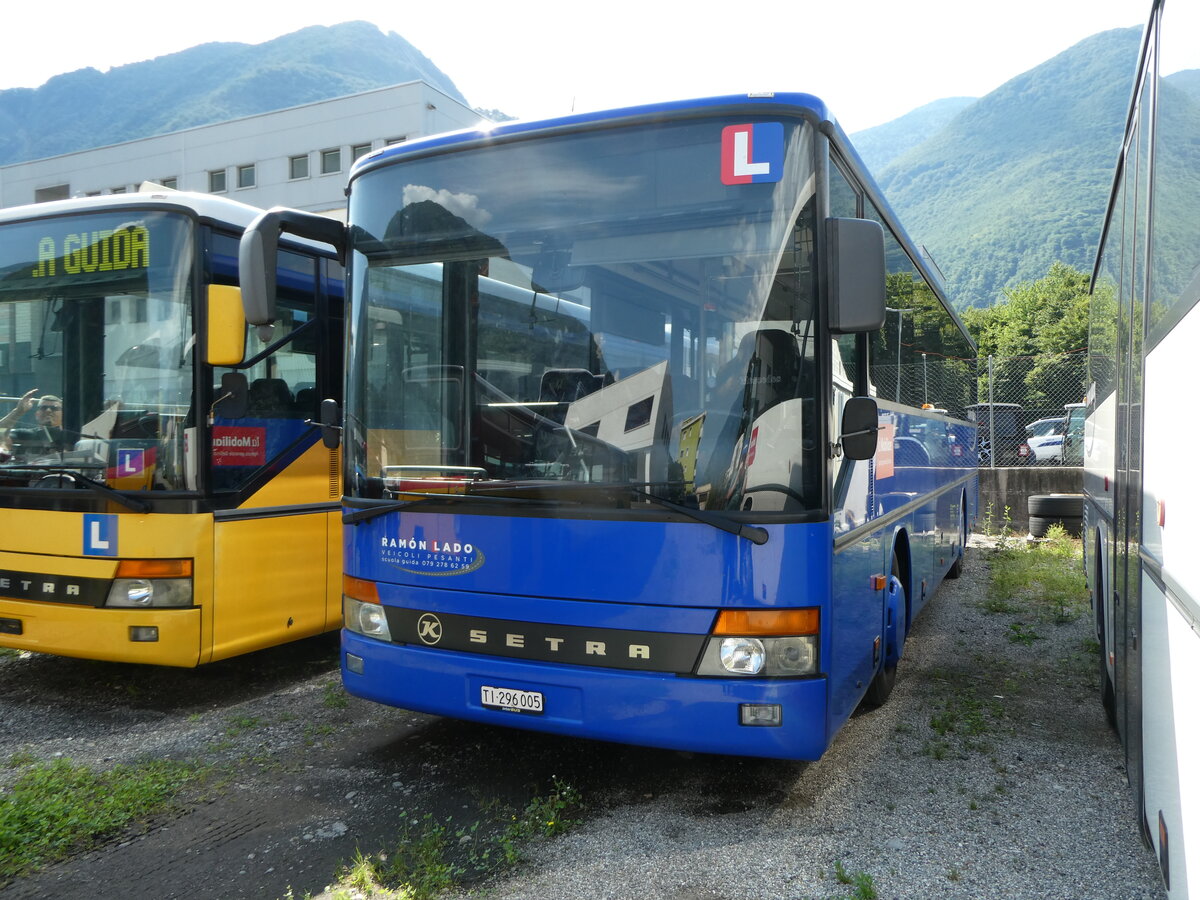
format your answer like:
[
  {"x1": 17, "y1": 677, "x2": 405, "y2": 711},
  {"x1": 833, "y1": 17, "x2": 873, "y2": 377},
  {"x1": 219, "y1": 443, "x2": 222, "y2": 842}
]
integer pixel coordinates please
[
  {"x1": 240, "y1": 207, "x2": 347, "y2": 341},
  {"x1": 205, "y1": 284, "x2": 247, "y2": 367},
  {"x1": 319, "y1": 397, "x2": 342, "y2": 450},
  {"x1": 826, "y1": 218, "x2": 886, "y2": 334},
  {"x1": 840, "y1": 396, "x2": 879, "y2": 460}
]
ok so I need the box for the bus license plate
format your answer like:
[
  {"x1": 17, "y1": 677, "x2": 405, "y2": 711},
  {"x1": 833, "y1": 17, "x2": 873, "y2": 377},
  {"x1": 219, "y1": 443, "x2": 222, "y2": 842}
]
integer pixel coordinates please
[{"x1": 480, "y1": 685, "x2": 544, "y2": 715}]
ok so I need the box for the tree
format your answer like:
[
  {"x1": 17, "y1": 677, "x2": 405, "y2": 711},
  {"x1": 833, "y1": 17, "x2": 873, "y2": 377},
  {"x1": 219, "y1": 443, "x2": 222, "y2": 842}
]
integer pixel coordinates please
[{"x1": 962, "y1": 262, "x2": 1091, "y2": 410}]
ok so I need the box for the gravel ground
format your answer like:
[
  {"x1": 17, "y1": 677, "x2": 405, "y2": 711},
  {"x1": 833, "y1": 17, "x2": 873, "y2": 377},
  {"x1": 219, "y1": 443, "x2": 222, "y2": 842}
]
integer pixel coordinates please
[
  {"x1": 439, "y1": 536, "x2": 1166, "y2": 900},
  {"x1": 0, "y1": 537, "x2": 1168, "y2": 900}
]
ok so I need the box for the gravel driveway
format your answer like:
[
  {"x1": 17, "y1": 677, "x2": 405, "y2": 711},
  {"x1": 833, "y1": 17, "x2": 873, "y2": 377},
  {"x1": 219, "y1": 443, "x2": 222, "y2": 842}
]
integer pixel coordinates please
[
  {"x1": 0, "y1": 537, "x2": 1168, "y2": 900},
  {"x1": 439, "y1": 536, "x2": 1166, "y2": 900}
]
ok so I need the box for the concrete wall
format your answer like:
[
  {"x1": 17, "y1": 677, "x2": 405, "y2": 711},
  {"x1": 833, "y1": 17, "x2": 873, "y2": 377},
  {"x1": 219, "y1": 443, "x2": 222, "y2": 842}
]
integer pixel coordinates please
[{"x1": 978, "y1": 467, "x2": 1083, "y2": 533}]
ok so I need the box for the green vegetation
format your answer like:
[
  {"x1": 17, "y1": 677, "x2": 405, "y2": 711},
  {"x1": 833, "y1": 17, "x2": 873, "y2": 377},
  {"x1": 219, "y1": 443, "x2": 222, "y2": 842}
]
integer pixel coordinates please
[
  {"x1": 306, "y1": 777, "x2": 582, "y2": 900},
  {"x1": 0, "y1": 757, "x2": 206, "y2": 883},
  {"x1": 986, "y1": 525, "x2": 1090, "y2": 626},
  {"x1": 868, "y1": 27, "x2": 1142, "y2": 309},
  {"x1": 832, "y1": 860, "x2": 880, "y2": 900}
]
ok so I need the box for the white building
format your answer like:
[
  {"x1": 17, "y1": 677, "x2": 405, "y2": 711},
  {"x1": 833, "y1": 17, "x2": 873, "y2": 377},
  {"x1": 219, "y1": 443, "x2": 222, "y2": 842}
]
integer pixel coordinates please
[{"x1": 0, "y1": 81, "x2": 483, "y2": 215}]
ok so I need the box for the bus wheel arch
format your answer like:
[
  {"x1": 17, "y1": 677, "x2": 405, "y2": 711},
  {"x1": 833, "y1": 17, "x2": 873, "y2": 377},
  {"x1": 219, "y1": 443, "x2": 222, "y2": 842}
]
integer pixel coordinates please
[
  {"x1": 1094, "y1": 528, "x2": 1116, "y2": 728},
  {"x1": 864, "y1": 532, "x2": 911, "y2": 708}
]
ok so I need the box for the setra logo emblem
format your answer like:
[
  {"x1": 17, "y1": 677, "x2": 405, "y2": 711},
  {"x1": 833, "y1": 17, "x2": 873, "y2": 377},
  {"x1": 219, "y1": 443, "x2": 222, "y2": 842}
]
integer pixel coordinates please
[{"x1": 417, "y1": 613, "x2": 443, "y2": 645}]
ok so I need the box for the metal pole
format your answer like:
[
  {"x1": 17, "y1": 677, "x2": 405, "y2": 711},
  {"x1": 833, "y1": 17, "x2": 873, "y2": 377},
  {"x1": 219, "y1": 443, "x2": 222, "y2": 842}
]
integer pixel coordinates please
[{"x1": 988, "y1": 355, "x2": 996, "y2": 469}]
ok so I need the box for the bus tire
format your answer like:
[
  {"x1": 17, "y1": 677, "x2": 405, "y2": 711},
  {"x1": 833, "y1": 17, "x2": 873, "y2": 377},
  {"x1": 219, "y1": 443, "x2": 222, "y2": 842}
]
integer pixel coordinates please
[{"x1": 863, "y1": 557, "x2": 905, "y2": 707}]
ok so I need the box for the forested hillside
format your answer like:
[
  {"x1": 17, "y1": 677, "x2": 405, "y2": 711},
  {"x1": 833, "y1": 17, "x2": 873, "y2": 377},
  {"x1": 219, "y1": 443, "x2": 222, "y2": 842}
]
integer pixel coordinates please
[
  {"x1": 0, "y1": 22, "x2": 467, "y2": 166},
  {"x1": 856, "y1": 27, "x2": 1143, "y2": 309}
]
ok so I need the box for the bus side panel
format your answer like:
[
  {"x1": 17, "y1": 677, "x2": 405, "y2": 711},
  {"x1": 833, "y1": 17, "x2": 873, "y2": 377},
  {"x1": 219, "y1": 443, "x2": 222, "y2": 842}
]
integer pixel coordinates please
[
  {"x1": 829, "y1": 530, "x2": 887, "y2": 728},
  {"x1": 1141, "y1": 573, "x2": 1197, "y2": 899},
  {"x1": 210, "y1": 443, "x2": 338, "y2": 661}
]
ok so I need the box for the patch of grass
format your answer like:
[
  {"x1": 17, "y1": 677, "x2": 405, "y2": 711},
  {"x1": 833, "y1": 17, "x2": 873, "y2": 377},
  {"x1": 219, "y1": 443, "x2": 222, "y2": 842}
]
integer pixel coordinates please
[
  {"x1": 832, "y1": 861, "x2": 880, "y2": 900},
  {"x1": 987, "y1": 527, "x2": 1088, "y2": 623},
  {"x1": 317, "y1": 777, "x2": 583, "y2": 900},
  {"x1": 0, "y1": 648, "x2": 18, "y2": 660},
  {"x1": 225, "y1": 715, "x2": 264, "y2": 737},
  {"x1": 1007, "y1": 622, "x2": 1043, "y2": 645},
  {"x1": 0, "y1": 757, "x2": 206, "y2": 882},
  {"x1": 322, "y1": 680, "x2": 350, "y2": 710}
]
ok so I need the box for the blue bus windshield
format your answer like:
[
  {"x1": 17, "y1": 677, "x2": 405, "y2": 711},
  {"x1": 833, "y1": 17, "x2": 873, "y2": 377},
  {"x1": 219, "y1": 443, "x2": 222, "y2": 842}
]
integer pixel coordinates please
[{"x1": 347, "y1": 115, "x2": 824, "y2": 515}]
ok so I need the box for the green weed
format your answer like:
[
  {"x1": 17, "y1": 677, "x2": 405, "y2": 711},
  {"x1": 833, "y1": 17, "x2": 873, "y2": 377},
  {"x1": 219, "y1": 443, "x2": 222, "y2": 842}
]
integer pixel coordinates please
[
  {"x1": 321, "y1": 778, "x2": 582, "y2": 900},
  {"x1": 0, "y1": 757, "x2": 205, "y2": 882}
]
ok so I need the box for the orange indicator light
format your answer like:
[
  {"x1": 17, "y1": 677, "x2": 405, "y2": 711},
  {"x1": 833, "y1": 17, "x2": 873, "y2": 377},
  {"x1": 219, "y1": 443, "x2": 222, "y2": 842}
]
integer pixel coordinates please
[
  {"x1": 115, "y1": 558, "x2": 192, "y2": 578},
  {"x1": 343, "y1": 574, "x2": 380, "y2": 603},
  {"x1": 713, "y1": 608, "x2": 819, "y2": 636}
]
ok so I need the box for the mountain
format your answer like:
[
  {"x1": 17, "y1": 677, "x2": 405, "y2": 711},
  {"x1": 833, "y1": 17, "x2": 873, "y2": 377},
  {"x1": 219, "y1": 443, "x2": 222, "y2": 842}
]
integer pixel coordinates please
[
  {"x1": 0, "y1": 22, "x2": 469, "y2": 166},
  {"x1": 856, "y1": 27, "x2": 1143, "y2": 309},
  {"x1": 850, "y1": 97, "x2": 976, "y2": 174}
]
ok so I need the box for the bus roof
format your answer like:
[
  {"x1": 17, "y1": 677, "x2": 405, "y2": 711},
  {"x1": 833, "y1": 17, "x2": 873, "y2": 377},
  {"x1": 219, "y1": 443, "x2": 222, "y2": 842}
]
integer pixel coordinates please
[
  {"x1": 352, "y1": 92, "x2": 833, "y2": 179},
  {"x1": 0, "y1": 187, "x2": 268, "y2": 230}
]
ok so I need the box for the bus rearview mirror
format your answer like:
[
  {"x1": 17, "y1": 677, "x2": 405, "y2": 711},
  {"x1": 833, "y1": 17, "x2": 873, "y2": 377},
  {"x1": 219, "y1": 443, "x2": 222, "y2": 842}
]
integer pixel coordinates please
[
  {"x1": 841, "y1": 396, "x2": 879, "y2": 460},
  {"x1": 826, "y1": 218, "x2": 886, "y2": 334},
  {"x1": 205, "y1": 284, "x2": 247, "y2": 367}
]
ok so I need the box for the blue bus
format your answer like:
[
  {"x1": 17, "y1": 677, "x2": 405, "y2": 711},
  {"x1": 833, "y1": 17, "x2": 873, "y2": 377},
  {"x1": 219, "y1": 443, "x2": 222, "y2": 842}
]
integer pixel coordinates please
[{"x1": 241, "y1": 93, "x2": 978, "y2": 759}]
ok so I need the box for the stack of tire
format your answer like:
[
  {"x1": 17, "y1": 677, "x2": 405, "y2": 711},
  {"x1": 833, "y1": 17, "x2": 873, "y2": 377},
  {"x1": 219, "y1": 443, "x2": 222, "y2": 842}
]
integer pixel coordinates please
[{"x1": 1027, "y1": 493, "x2": 1083, "y2": 538}]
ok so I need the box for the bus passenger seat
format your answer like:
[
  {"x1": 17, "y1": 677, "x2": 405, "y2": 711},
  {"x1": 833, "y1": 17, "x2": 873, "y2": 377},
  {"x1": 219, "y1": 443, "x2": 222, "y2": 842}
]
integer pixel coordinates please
[{"x1": 247, "y1": 378, "x2": 295, "y2": 417}]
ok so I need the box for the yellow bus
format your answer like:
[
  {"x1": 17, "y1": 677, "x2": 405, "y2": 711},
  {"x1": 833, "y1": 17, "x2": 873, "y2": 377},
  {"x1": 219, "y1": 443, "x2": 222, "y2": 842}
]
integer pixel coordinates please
[{"x1": 0, "y1": 189, "x2": 344, "y2": 665}]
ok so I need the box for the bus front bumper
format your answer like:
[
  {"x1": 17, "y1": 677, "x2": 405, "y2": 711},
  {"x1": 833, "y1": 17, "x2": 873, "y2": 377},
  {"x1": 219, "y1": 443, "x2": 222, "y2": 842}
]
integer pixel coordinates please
[
  {"x1": 341, "y1": 630, "x2": 831, "y2": 760},
  {"x1": 0, "y1": 599, "x2": 202, "y2": 667}
]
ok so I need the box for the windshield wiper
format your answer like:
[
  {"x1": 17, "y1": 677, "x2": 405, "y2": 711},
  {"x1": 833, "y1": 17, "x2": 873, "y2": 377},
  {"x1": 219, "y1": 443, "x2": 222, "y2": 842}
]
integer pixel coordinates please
[
  {"x1": 17, "y1": 467, "x2": 151, "y2": 513},
  {"x1": 472, "y1": 481, "x2": 769, "y2": 545},
  {"x1": 343, "y1": 490, "x2": 564, "y2": 525}
]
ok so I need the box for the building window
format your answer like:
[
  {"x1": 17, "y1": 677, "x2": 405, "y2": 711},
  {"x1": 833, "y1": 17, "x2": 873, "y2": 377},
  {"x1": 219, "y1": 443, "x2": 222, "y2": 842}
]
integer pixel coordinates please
[
  {"x1": 289, "y1": 154, "x2": 309, "y2": 180},
  {"x1": 386, "y1": 136, "x2": 407, "y2": 146},
  {"x1": 34, "y1": 184, "x2": 70, "y2": 203},
  {"x1": 209, "y1": 169, "x2": 227, "y2": 193},
  {"x1": 320, "y1": 148, "x2": 341, "y2": 175},
  {"x1": 161, "y1": 177, "x2": 178, "y2": 189},
  {"x1": 110, "y1": 186, "x2": 127, "y2": 194},
  {"x1": 352, "y1": 142, "x2": 373, "y2": 162},
  {"x1": 237, "y1": 164, "x2": 256, "y2": 189}
]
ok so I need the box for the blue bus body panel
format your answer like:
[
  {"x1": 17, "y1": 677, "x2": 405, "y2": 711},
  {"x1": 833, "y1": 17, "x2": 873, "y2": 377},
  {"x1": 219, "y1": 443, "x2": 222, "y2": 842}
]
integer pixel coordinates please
[
  {"x1": 350, "y1": 513, "x2": 833, "y2": 610},
  {"x1": 343, "y1": 631, "x2": 831, "y2": 759}
]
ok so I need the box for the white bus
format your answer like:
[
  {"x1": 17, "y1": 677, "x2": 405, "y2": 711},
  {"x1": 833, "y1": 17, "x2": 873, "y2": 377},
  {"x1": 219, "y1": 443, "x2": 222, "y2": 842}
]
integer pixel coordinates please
[{"x1": 1086, "y1": 1, "x2": 1199, "y2": 895}]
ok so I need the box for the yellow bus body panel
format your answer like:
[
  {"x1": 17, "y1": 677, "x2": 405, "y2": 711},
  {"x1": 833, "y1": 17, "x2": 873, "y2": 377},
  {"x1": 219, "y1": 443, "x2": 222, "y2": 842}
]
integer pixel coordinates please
[
  {"x1": 209, "y1": 440, "x2": 341, "y2": 662},
  {"x1": 0, "y1": 443, "x2": 342, "y2": 667},
  {"x1": 0, "y1": 508, "x2": 213, "y2": 666}
]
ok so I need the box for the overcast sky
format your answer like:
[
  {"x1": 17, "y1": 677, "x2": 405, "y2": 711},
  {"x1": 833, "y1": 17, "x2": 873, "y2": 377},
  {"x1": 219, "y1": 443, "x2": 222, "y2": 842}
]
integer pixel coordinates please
[{"x1": 0, "y1": 0, "x2": 1174, "y2": 133}]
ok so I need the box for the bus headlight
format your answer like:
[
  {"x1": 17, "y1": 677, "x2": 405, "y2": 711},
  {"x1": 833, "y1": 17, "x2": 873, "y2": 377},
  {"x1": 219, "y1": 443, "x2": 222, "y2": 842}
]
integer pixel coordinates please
[
  {"x1": 107, "y1": 578, "x2": 193, "y2": 608},
  {"x1": 344, "y1": 596, "x2": 391, "y2": 641},
  {"x1": 695, "y1": 608, "x2": 819, "y2": 677},
  {"x1": 720, "y1": 637, "x2": 765, "y2": 674}
]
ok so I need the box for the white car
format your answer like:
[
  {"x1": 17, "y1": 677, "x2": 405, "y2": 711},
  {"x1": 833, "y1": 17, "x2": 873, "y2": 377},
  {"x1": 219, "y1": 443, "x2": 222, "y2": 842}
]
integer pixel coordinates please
[{"x1": 1026, "y1": 417, "x2": 1066, "y2": 463}]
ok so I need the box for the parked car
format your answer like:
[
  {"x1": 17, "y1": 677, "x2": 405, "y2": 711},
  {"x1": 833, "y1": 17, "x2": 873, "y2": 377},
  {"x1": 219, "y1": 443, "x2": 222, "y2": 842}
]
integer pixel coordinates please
[
  {"x1": 1026, "y1": 416, "x2": 1066, "y2": 463},
  {"x1": 967, "y1": 402, "x2": 1029, "y2": 466}
]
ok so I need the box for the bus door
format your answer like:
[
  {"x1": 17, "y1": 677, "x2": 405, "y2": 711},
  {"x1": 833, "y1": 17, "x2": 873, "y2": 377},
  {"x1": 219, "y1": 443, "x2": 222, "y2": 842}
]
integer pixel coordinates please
[{"x1": 208, "y1": 247, "x2": 339, "y2": 660}]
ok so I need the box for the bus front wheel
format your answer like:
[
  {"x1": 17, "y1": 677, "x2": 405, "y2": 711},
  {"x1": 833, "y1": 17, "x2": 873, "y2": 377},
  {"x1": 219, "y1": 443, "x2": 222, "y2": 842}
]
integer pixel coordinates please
[{"x1": 864, "y1": 556, "x2": 906, "y2": 707}]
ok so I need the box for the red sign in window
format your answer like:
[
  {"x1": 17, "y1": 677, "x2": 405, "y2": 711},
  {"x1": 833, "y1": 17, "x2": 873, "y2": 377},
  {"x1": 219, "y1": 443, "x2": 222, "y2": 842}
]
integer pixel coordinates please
[{"x1": 212, "y1": 426, "x2": 266, "y2": 466}]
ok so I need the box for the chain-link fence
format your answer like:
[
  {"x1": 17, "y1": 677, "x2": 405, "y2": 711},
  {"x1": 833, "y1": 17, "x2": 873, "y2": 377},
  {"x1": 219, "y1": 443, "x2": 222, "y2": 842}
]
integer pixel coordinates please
[{"x1": 971, "y1": 349, "x2": 1088, "y2": 467}]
